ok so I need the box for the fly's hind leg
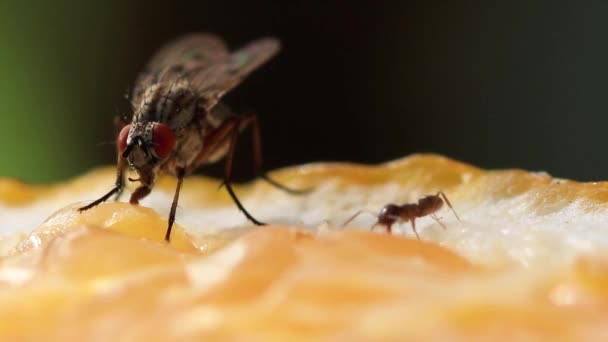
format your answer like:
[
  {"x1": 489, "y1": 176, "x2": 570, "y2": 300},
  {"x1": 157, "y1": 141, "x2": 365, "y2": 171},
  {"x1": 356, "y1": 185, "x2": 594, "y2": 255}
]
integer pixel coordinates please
[
  {"x1": 187, "y1": 116, "x2": 265, "y2": 225},
  {"x1": 247, "y1": 113, "x2": 312, "y2": 195},
  {"x1": 223, "y1": 116, "x2": 265, "y2": 225}
]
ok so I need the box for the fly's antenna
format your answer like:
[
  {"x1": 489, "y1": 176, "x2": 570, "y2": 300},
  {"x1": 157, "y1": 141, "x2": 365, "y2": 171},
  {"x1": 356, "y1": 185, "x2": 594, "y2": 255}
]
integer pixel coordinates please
[
  {"x1": 437, "y1": 191, "x2": 461, "y2": 221},
  {"x1": 342, "y1": 209, "x2": 378, "y2": 227}
]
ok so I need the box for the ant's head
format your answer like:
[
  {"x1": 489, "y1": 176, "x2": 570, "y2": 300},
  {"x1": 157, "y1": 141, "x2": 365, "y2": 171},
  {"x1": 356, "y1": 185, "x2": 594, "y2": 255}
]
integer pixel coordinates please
[{"x1": 377, "y1": 204, "x2": 400, "y2": 226}]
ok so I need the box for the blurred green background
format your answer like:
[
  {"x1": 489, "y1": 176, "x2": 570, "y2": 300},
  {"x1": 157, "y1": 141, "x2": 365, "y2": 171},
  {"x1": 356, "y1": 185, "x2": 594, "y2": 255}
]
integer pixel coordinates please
[
  {"x1": 1, "y1": 1, "x2": 131, "y2": 182},
  {"x1": 3, "y1": 1, "x2": 608, "y2": 183}
]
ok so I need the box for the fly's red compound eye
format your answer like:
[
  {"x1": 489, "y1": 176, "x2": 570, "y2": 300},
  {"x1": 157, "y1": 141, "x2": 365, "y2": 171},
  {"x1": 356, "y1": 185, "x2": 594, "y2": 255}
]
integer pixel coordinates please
[
  {"x1": 152, "y1": 123, "x2": 175, "y2": 158},
  {"x1": 117, "y1": 124, "x2": 131, "y2": 154}
]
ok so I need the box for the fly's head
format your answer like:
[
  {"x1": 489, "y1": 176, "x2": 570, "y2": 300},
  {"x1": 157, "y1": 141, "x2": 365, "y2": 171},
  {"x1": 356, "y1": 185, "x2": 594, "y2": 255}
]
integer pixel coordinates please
[{"x1": 117, "y1": 121, "x2": 176, "y2": 173}]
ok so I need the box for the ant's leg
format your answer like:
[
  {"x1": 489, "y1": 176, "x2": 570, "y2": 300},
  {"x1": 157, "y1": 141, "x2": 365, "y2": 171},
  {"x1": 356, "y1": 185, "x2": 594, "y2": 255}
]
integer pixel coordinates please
[
  {"x1": 165, "y1": 168, "x2": 185, "y2": 242},
  {"x1": 79, "y1": 153, "x2": 126, "y2": 211},
  {"x1": 247, "y1": 113, "x2": 312, "y2": 195},
  {"x1": 430, "y1": 214, "x2": 447, "y2": 230},
  {"x1": 438, "y1": 191, "x2": 461, "y2": 221},
  {"x1": 410, "y1": 219, "x2": 420, "y2": 240},
  {"x1": 386, "y1": 224, "x2": 393, "y2": 234},
  {"x1": 371, "y1": 223, "x2": 392, "y2": 234}
]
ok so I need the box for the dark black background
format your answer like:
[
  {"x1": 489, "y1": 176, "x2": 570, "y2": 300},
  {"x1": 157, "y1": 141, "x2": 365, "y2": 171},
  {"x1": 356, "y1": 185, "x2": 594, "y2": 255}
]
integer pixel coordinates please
[
  {"x1": 129, "y1": 1, "x2": 608, "y2": 181},
  {"x1": 7, "y1": 1, "x2": 608, "y2": 182}
]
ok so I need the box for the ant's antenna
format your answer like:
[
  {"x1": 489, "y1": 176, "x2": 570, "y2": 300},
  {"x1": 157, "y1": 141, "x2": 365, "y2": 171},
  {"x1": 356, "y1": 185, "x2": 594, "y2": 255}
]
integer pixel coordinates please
[
  {"x1": 342, "y1": 209, "x2": 378, "y2": 227},
  {"x1": 437, "y1": 191, "x2": 461, "y2": 221}
]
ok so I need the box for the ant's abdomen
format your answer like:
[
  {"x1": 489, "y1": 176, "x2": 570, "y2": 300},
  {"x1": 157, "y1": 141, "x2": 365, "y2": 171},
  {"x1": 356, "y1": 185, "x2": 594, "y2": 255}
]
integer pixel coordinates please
[{"x1": 417, "y1": 196, "x2": 444, "y2": 216}]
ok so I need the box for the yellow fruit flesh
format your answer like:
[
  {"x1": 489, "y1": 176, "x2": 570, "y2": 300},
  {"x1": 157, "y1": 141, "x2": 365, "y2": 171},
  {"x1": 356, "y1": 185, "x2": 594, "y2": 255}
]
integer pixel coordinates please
[{"x1": 1, "y1": 154, "x2": 608, "y2": 340}]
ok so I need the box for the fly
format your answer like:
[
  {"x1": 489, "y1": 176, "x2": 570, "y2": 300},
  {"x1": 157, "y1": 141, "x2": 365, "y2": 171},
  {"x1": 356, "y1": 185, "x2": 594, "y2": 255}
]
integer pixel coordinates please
[{"x1": 79, "y1": 33, "x2": 306, "y2": 241}]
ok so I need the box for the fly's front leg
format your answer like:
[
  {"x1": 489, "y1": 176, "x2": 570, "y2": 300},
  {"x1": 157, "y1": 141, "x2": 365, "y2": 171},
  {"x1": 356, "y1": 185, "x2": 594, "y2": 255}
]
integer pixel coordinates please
[
  {"x1": 113, "y1": 115, "x2": 130, "y2": 201},
  {"x1": 78, "y1": 151, "x2": 126, "y2": 211},
  {"x1": 165, "y1": 168, "x2": 185, "y2": 242},
  {"x1": 129, "y1": 171, "x2": 155, "y2": 205}
]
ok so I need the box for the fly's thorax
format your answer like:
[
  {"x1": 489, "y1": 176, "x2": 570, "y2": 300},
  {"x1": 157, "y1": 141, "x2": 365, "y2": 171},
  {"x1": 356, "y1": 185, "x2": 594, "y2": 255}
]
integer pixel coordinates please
[
  {"x1": 135, "y1": 78, "x2": 199, "y2": 130},
  {"x1": 171, "y1": 122, "x2": 205, "y2": 168},
  {"x1": 163, "y1": 103, "x2": 238, "y2": 170},
  {"x1": 206, "y1": 102, "x2": 236, "y2": 129}
]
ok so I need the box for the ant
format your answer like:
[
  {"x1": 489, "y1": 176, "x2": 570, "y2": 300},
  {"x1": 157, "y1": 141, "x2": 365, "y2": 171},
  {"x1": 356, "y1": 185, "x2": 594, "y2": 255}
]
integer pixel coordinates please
[{"x1": 342, "y1": 191, "x2": 461, "y2": 240}]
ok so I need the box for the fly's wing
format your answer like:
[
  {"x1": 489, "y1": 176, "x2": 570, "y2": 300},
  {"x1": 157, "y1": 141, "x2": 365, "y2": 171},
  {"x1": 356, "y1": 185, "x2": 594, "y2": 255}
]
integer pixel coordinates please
[
  {"x1": 132, "y1": 33, "x2": 230, "y2": 109},
  {"x1": 189, "y1": 37, "x2": 281, "y2": 111}
]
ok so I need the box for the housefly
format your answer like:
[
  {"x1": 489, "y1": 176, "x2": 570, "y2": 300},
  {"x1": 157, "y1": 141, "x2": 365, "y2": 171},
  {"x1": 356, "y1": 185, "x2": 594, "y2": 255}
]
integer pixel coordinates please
[{"x1": 79, "y1": 33, "x2": 304, "y2": 241}]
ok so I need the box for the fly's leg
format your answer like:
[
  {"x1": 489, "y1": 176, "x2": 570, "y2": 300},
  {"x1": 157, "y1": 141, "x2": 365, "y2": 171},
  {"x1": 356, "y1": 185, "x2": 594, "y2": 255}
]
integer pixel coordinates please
[
  {"x1": 78, "y1": 153, "x2": 126, "y2": 211},
  {"x1": 165, "y1": 168, "x2": 185, "y2": 242},
  {"x1": 113, "y1": 115, "x2": 129, "y2": 201},
  {"x1": 187, "y1": 116, "x2": 265, "y2": 225},
  {"x1": 224, "y1": 116, "x2": 265, "y2": 225},
  {"x1": 129, "y1": 171, "x2": 155, "y2": 205},
  {"x1": 114, "y1": 184, "x2": 125, "y2": 202},
  {"x1": 248, "y1": 114, "x2": 312, "y2": 195}
]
